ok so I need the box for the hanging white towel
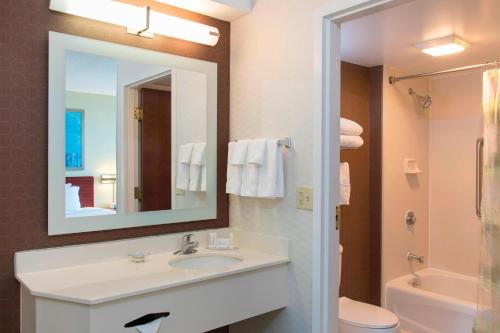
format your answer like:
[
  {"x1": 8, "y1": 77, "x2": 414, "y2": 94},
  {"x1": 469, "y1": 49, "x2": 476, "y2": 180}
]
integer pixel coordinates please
[
  {"x1": 257, "y1": 139, "x2": 284, "y2": 198},
  {"x1": 247, "y1": 138, "x2": 267, "y2": 165},
  {"x1": 241, "y1": 163, "x2": 260, "y2": 197},
  {"x1": 340, "y1": 118, "x2": 363, "y2": 136},
  {"x1": 189, "y1": 143, "x2": 206, "y2": 191},
  {"x1": 134, "y1": 318, "x2": 163, "y2": 333},
  {"x1": 226, "y1": 142, "x2": 244, "y2": 195},
  {"x1": 339, "y1": 162, "x2": 350, "y2": 205},
  {"x1": 178, "y1": 143, "x2": 194, "y2": 164},
  {"x1": 230, "y1": 140, "x2": 249, "y2": 165},
  {"x1": 200, "y1": 145, "x2": 207, "y2": 192},
  {"x1": 176, "y1": 162, "x2": 190, "y2": 191},
  {"x1": 340, "y1": 135, "x2": 364, "y2": 149}
]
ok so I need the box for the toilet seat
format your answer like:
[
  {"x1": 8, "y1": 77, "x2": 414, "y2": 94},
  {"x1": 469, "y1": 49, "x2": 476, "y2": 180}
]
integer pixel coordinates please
[{"x1": 339, "y1": 297, "x2": 399, "y2": 329}]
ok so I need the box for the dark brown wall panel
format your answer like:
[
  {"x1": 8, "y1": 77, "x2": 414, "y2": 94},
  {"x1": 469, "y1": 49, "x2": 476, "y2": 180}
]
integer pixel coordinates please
[
  {"x1": 339, "y1": 62, "x2": 382, "y2": 306},
  {"x1": 0, "y1": 1, "x2": 229, "y2": 332}
]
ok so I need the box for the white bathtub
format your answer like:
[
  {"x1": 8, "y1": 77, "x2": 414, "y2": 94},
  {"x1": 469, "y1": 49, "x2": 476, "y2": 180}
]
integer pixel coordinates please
[{"x1": 385, "y1": 268, "x2": 479, "y2": 333}]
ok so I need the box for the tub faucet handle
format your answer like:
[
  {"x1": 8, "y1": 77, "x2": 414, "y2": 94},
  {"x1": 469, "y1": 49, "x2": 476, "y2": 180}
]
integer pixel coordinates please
[{"x1": 407, "y1": 252, "x2": 424, "y2": 263}]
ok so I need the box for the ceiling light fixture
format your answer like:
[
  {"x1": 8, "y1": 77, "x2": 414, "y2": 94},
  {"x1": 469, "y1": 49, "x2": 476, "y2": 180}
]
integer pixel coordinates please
[
  {"x1": 49, "y1": 0, "x2": 220, "y2": 46},
  {"x1": 415, "y1": 35, "x2": 469, "y2": 57}
]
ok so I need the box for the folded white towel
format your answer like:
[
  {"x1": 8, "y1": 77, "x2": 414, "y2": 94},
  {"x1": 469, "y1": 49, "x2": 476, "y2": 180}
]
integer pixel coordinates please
[
  {"x1": 134, "y1": 318, "x2": 163, "y2": 333},
  {"x1": 340, "y1": 118, "x2": 363, "y2": 136},
  {"x1": 176, "y1": 162, "x2": 190, "y2": 191},
  {"x1": 226, "y1": 142, "x2": 244, "y2": 195},
  {"x1": 201, "y1": 164, "x2": 207, "y2": 191},
  {"x1": 340, "y1": 135, "x2": 364, "y2": 149},
  {"x1": 230, "y1": 140, "x2": 249, "y2": 165},
  {"x1": 190, "y1": 142, "x2": 206, "y2": 166},
  {"x1": 178, "y1": 143, "x2": 194, "y2": 164},
  {"x1": 189, "y1": 143, "x2": 206, "y2": 191},
  {"x1": 339, "y1": 162, "x2": 350, "y2": 205},
  {"x1": 200, "y1": 144, "x2": 207, "y2": 192},
  {"x1": 247, "y1": 138, "x2": 267, "y2": 165},
  {"x1": 257, "y1": 139, "x2": 284, "y2": 198}
]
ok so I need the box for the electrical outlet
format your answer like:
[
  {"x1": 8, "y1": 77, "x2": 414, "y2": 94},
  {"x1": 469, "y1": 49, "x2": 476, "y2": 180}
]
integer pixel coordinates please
[
  {"x1": 175, "y1": 188, "x2": 186, "y2": 196},
  {"x1": 297, "y1": 187, "x2": 313, "y2": 210}
]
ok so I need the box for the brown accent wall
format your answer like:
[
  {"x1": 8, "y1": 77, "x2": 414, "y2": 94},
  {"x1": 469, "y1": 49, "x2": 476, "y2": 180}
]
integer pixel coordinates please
[
  {"x1": 339, "y1": 62, "x2": 383, "y2": 306},
  {"x1": 0, "y1": 1, "x2": 229, "y2": 332}
]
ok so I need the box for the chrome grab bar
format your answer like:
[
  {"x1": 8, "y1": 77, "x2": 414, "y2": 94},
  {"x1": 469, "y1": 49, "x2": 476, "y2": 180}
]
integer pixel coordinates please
[{"x1": 476, "y1": 138, "x2": 484, "y2": 218}]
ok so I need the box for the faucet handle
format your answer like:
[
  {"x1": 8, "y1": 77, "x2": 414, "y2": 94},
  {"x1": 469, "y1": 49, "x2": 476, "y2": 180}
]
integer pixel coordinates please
[{"x1": 182, "y1": 233, "x2": 195, "y2": 243}]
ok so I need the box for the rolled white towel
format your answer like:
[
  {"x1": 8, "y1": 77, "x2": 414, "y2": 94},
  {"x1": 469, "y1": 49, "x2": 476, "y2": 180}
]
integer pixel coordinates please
[
  {"x1": 340, "y1": 118, "x2": 363, "y2": 136},
  {"x1": 340, "y1": 135, "x2": 364, "y2": 149}
]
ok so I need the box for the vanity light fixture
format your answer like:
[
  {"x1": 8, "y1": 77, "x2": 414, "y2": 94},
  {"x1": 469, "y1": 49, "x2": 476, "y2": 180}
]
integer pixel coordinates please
[
  {"x1": 49, "y1": 0, "x2": 220, "y2": 46},
  {"x1": 415, "y1": 34, "x2": 469, "y2": 57}
]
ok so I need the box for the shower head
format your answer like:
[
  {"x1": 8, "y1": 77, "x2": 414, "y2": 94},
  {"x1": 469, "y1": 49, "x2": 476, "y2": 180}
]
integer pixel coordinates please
[{"x1": 409, "y1": 88, "x2": 432, "y2": 109}]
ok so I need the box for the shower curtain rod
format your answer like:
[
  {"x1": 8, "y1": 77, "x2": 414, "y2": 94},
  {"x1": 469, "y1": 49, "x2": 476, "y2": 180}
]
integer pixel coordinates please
[{"x1": 389, "y1": 61, "x2": 499, "y2": 85}]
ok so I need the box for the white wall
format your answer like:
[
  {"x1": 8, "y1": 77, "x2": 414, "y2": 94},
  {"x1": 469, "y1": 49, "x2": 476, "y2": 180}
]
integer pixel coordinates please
[
  {"x1": 171, "y1": 69, "x2": 207, "y2": 209},
  {"x1": 229, "y1": 0, "x2": 332, "y2": 331},
  {"x1": 428, "y1": 71, "x2": 482, "y2": 277},
  {"x1": 66, "y1": 91, "x2": 117, "y2": 209},
  {"x1": 382, "y1": 68, "x2": 429, "y2": 300}
]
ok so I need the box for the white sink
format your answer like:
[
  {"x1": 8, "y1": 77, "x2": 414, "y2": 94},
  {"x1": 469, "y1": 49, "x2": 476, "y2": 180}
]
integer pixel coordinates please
[{"x1": 169, "y1": 254, "x2": 243, "y2": 270}]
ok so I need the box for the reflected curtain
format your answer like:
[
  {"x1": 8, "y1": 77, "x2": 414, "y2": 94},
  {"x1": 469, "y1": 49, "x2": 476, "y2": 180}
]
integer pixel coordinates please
[{"x1": 474, "y1": 68, "x2": 500, "y2": 333}]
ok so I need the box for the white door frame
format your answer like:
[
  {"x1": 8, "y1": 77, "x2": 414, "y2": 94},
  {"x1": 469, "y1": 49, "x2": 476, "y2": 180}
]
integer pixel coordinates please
[{"x1": 312, "y1": 1, "x2": 414, "y2": 332}]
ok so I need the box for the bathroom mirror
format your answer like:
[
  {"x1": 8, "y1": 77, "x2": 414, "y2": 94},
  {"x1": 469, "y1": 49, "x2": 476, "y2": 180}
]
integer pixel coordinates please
[{"x1": 49, "y1": 32, "x2": 217, "y2": 235}]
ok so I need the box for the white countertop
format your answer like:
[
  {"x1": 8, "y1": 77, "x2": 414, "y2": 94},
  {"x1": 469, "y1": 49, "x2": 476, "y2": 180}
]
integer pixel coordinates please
[{"x1": 17, "y1": 247, "x2": 289, "y2": 305}]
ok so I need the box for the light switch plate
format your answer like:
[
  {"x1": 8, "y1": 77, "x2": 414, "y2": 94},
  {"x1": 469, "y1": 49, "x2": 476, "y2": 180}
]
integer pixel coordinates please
[{"x1": 297, "y1": 187, "x2": 313, "y2": 211}]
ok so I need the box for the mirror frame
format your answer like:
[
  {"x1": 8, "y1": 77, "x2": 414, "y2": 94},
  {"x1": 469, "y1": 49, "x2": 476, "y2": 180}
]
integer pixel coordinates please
[{"x1": 48, "y1": 31, "x2": 217, "y2": 235}]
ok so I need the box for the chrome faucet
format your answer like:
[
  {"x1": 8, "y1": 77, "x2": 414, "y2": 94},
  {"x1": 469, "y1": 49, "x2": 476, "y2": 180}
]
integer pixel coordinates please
[
  {"x1": 174, "y1": 234, "x2": 199, "y2": 255},
  {"x1": 407, "y1": 252, "x2": 424, "y2": 263}
]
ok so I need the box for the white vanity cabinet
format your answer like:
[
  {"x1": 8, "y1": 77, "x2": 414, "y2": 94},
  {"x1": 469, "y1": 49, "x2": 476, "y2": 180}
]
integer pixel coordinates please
[{"x1": 16, "y1": 229, "x2": 289, "y2": 333}]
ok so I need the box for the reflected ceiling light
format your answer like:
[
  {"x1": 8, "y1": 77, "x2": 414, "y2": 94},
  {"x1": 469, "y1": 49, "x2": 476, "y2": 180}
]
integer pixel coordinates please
[
  {"x1": 49, "y1": 0, "x2": 220, "y2": 46},
  {"x1": 415, "y1": 35, "x2": 469, "y2": 57}
]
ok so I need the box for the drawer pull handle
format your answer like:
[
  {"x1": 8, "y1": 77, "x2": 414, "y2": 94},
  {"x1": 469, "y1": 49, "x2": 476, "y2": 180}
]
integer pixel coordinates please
[{"x1": 124, "y1": 312, "x2": 170, "y2": 328}]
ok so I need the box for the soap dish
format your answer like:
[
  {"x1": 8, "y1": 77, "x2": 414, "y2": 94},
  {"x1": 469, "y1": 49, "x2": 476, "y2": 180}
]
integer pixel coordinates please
[{"x1": 404, "y1": 158, "x2": 421, "y2": 174}]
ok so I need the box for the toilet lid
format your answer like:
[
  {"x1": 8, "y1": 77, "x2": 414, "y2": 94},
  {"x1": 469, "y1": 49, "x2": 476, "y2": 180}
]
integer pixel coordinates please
[{"x1": 339, "y1": 297, "x2": 399, "y2": 329}]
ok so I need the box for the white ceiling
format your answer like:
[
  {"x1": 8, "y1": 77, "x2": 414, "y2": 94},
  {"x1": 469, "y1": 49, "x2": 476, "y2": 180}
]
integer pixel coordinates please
[
  {"x1": 66, "y1": 51, "x2": 118, "y2": 96},
  {"x1": 341, "y1": 0, "x2": 500, "y2": 74}
]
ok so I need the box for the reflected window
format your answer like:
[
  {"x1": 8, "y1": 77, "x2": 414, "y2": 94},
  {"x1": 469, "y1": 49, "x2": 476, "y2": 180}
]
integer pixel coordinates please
[{"x1": 65, "y1": 109, "x2": 84, "y2": 170}]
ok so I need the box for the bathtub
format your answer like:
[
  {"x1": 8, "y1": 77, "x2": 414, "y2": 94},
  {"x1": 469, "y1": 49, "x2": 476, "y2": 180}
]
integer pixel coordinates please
[{"x1": 385, "y1": 268, "x2": 480, "y2": 333}]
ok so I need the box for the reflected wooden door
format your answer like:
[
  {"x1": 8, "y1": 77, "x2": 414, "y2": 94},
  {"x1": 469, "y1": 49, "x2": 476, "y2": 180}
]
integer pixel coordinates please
[{"x1": 140, "y1": 88, "x2": 172, "y2": 211}]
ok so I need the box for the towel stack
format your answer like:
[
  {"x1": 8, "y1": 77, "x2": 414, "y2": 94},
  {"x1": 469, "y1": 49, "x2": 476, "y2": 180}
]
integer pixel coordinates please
[
  {"x1": 226, "y1": 139, "x2": 284, "y2": 199},
  {"x1": 176, "y1": 142, "x2": 207, "y2": 192},
  {"x1": 338, "y1": 118, "x2": 363, "y2": 205},
  {"x1": 340, "y1": 118, "x2": 364, "y2": 149}
]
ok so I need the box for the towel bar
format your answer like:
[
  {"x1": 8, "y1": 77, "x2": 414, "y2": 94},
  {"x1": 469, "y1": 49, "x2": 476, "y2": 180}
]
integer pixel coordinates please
[{"x1": 231, "y1": 137, "x2": 292, "y2": 148}]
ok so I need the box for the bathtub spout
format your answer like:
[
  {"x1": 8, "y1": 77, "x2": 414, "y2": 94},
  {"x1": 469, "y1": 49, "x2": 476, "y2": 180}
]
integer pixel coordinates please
[{"x1": 407, "y1": 252, "x2": 424, "y2": 263}]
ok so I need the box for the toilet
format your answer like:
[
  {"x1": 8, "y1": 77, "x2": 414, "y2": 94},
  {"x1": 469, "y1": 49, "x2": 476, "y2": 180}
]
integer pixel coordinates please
[{"x1": 338, "y1": 245, "x2": 400, "y2": 333}]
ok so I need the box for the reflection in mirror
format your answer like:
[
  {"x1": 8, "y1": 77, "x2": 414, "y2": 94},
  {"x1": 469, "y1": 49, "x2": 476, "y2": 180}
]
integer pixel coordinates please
[
  {"x1": 63, "y1": 50, "x2": 208, "y2": 218},
  {"x1": 125, "y1": 68, "x2": 208, "y2": 212},
  {"x1": 65, "y1": 51, "x2": 118, "y2": 218}
]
